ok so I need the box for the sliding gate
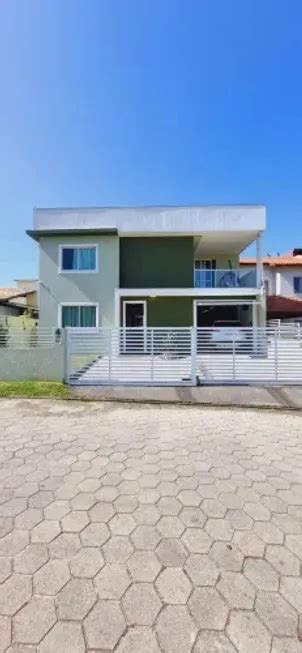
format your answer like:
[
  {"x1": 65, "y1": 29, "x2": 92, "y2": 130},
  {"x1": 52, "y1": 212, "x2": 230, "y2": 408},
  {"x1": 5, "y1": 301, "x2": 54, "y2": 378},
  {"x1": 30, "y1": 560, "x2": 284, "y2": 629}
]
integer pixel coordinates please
[{"x1": 65, "y1": 326, "x2": 302, "y2": 386}]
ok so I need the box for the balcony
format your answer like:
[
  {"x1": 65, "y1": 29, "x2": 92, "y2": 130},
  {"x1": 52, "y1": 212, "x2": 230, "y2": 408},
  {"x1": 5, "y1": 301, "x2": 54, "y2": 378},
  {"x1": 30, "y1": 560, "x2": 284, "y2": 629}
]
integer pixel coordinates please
[{"x1": 194, "y1": 267, "x2": 258, "y2": 289}]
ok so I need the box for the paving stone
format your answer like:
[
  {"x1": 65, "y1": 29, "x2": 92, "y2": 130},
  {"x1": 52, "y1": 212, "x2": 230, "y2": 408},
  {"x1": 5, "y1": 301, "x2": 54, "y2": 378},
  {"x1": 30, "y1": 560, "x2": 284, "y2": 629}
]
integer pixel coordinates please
[
  {"x1": 217, "y1": 571, "x2": 255, "y2": 609},
  {"x1": 244, "y1": 502, "x2": 271, "y2": 521},
  {"x1": 178, "y1": 490, "x2": 201, "y2": 506},
  {"x1": 0, "y1": 516, "x2": 13, "y2": 538},
  {"x1": 109, "y1": 513, "x2": 136, "y2": 535},
  {"x1": 34, "y1": 559, "x2": 70, "y2": 595},
  {"x1": 131, "y1": 525, "x2": 161, "y2": 550},
  {"x1": 255, "y1": 591, "x2": 298, "y2": 636},
  {"x1": 127, "y1": 550, "x2": 161, "y2": 581},
  {"x1": 13, "y1": 596, "x2": 55, "y2": 645},
  {"x1": 179, "y1": 507, "x2": 206, "y2": 528},
  {"x1": 61, "y1": 510, "x2": 89, "y2": 532},
  {"x1": 95, "y1": 563, "x2": 130, "y2": 599},
  {"x1": 185, "y1": 553, "x2": 219, "y2": 586},
  {"x1": 14, "y1": 544, "x2": 48, "y2": 575},
  {"x1": 202, "y1": 498, "x2": 226, "y2": 517},
  {"x1": 0, "y1": 556, "x2": 12, "y2": 583},
  {"x1": 189, "y1": 587, "x2": 228, "y2": 630},
  {"x1": 44, "y1": 501, "x2": 70, "y2": 520},
  {"x1": 71, "y1": 492, "x2": 96, "y2": 510},
  {"x1": 206, "y1": 518, "x2": 234, "y2": 541},
  {"x1": 233, "y1": 531, "x2": 265, "y2": 557},
  {"x1": 84, "y1": 599, "x2": 126, "y2": 649},
  {"x1": 194, "y1": 631, "x2": 237, "y2": 652},
  {"x1": 0, "y1": 574, "x2": 31, "y2": 615},
  {"x1": 0, "y1": 498, "x2": 27, "y2": 517},
  {"x1": 285, "y1": 534, "x2": 302, "y2": 560},
  {"x1": 280, "y1": 576, "x2": 302, "y2": 613},
  {"x1": 157, "y1": 515, "x2": 185, "y2": 538},
  {"x1": 157, "y1": 497, "x2": 181, "y2": 515},
  {"x1": 244, "y1": 558, "x2": 279, "y2": 590},
  {"x1": 49, "y1": 533, "x2": 80, "y2": 558},
  {"x1": 70, "y1": 546, "x2": 104, "y2": 577},
  {"x1": 38, "y1": 621, "x2": 85, "y2": 653},
  {"x1": 265, "y1": 544, "x2": 300, "y2": 576},
  {"x1": 80, "y1": 522, "x2": 110, "y2": 547},
  {"x1": 0, "y1": 615, "x2": 11, "y2": 653},
  {"x1": 103, "y1": 536, "x2": 134, "y2": 563},
  {"x1": 133, "y1": 505, "x2": 160, "y2": 524},
  {"x1": 226, "y1": 509, "x2": 253, "y2": 530},
  {"x1": 210, "y1": 541, "x2": 244, "y2": 571},
  {"x1": 29, "y1": 492, "x2": 54, "y2": 508},
  {"x1": 0, "y1": 530, "x2": 29, "y2": 556},
  {"x1": 182, "y1": 528, "x2": 213, "y2": 553},
  {"x1": 273, "y1": 514, "x2": 302, "y2": 534},
  {"x1": 114, "y1": 495, "x2": 138, "y2": 513},
  {"x1": 96, "y1": 486, "x2": 119, "y2": 502},
  {"x1": 254, "y1": 521, "x2": 284, "y2": 544},
  {"x1": 271, "y1": 638, "x2": 302, "y2": 653},
  {"x1": 56, "y1": 577, "x2": 96, "y2": 619},
  {"x1": 156, "y1": 605, "x2": 198, "y2": 653},
  {"x1": 15, "y1": 509, "x2": 43, "y2": 530},
  {"x1": 31, "y1": 520, "x2": 61, "y2": 543},
  {"x1": 156, "y1": 538, "x2": 188, "y2": 566},
  {"x1": 116, "y1": 626, "x2": 160, "y2": 653},
  {"x1": 227, "y1": 610, "x2": 271, "y2": 653},
  {"x1": 220, "y1": 492, "x2": 244, "y2": 510},
  {"x1": 155, "y1": 567, "x2": 191, "y2": 604},
  {"x1": 122, "y1": 582, "x2": 161, "y2": 625},
  {"x1": 89, "y1": 501, "x2": 115, "y2": 522}
]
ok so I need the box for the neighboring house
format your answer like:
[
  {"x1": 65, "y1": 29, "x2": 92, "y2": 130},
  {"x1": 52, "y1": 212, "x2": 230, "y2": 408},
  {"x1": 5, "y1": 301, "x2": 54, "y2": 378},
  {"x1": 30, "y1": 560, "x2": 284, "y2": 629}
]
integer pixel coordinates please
[
  {"x1": 27, "y1": 205, "x2": 266, "y2": 330},
  {"x1": 241, "y1": 249, "x2": 302, "y2": 321},
  {"x1": 0, "y1": 280, "x2": 39, "y2": 320}
]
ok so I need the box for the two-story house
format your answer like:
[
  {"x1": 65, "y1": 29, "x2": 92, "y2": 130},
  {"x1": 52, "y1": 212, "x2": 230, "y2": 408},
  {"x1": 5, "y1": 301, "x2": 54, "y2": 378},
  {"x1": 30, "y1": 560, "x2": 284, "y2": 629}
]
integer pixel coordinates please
[
  {"x1": 241, "y1": 249, "x2": 302, "y2": 321},
  {"x1": 27, "y1": 205, "x2": 266, "y2": 331}
]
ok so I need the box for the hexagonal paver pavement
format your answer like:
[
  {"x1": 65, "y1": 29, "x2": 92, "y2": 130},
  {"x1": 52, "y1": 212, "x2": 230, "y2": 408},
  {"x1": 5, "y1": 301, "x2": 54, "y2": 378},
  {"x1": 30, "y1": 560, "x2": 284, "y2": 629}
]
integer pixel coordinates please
[
  {"x1": 122, "y1": 582, "x2": 161, "y2": 625},
  {"x1": 2, "y1": 399, "x2": 302, "y2": 652}
]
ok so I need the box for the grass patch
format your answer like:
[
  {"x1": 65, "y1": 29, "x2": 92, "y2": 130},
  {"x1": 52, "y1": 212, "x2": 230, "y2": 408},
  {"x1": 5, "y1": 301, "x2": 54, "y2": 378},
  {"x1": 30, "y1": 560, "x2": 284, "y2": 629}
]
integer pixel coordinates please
[{"x1": 0, "y1": 381, "x2": 70, "y2": 398}]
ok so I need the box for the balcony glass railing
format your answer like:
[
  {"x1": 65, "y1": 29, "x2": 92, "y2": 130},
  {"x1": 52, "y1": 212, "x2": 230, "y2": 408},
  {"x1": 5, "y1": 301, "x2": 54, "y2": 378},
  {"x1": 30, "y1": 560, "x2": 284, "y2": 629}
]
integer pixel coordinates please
[{"x1": 194, "y1": 267, "x2": 258, "y2": 289}]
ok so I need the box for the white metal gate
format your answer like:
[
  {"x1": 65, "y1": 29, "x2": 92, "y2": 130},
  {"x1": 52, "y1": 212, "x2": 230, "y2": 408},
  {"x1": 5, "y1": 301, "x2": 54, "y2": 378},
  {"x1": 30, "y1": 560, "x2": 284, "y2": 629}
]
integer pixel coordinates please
[
  {"x1": 66, "y1": 327, "x2": 195, "y2": 386},
  {"x1": 65, "y1": 326, "x2": 302, "y2": 386}
]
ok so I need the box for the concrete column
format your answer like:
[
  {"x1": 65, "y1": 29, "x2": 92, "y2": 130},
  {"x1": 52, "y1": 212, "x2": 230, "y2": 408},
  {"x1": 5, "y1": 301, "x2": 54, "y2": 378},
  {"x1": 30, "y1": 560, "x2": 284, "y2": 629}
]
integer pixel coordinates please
[{"x1": 256, "y1": 233, "x2": 263, "y2": 288}]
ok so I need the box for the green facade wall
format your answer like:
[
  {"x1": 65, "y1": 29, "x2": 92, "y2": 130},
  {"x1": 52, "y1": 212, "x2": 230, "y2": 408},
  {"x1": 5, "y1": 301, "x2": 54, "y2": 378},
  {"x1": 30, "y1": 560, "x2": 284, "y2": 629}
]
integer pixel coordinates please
[
  {"x1": 120, "y1": 237, "x2": 194, "y2": 288},
  {"x1": 121, "y1": 297, "x2": 193, "y2": 327}
]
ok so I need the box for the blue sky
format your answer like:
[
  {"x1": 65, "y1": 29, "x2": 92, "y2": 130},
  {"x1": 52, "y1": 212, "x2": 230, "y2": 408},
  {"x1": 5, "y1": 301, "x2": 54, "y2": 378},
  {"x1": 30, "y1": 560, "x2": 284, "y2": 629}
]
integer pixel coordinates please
[{"x1": 0, "y1": 0, "x2": 301, "y2": 284}]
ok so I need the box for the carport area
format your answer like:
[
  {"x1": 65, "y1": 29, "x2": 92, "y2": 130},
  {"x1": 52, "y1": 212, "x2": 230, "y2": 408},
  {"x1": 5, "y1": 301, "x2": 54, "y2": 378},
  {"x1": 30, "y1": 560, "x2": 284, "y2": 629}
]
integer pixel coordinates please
[
  {"x1": 0, "y1": 398, "x2": 302, "y2": 652},
  {"x1": 194, "y1": 299, "x2": 257, "y2": 328}
]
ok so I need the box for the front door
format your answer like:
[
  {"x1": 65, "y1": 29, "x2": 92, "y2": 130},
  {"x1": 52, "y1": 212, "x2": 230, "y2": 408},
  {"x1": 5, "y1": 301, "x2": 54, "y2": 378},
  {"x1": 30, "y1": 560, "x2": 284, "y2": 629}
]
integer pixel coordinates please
[{"x1": 122, "y1": 301, "x2": 146, "y2": 352}]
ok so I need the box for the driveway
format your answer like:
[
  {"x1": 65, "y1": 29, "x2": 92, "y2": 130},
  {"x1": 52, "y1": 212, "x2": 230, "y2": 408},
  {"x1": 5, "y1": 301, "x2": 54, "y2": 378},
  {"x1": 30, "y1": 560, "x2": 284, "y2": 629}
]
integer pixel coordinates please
[{"x1": 0, "y1": 399, "x2": 302, "y2": 652}]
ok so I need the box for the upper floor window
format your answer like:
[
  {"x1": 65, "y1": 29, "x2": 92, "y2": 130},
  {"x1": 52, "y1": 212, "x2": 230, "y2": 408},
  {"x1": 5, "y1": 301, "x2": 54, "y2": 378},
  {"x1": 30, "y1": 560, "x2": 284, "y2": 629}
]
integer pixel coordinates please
[
  {"x1": 59, "y1": 245, "x2": 97, "y2": 272},
  {"x1": 293, "y1": 277, "x2": 302, "y2": 294}
]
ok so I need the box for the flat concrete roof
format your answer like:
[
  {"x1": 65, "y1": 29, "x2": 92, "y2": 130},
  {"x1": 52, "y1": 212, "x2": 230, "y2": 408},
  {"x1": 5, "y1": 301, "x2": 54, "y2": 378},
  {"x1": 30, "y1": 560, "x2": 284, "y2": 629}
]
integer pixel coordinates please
[{"x1": 32, "y1": 205, "x2": 266, "y2": 238}]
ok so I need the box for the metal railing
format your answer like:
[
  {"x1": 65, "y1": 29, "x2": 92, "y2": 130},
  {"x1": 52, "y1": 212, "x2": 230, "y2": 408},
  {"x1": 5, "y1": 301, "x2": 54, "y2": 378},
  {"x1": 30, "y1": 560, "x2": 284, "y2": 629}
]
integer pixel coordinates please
[
  {"x1": 0, "y1": 326, "x2": 58, "y2": 349},
  {"x1": 66, "y1": 325, "x2": 302, "y2": 386},
  {"x1": 194, "y1": 267, "x2": 257, "y2": 289}
]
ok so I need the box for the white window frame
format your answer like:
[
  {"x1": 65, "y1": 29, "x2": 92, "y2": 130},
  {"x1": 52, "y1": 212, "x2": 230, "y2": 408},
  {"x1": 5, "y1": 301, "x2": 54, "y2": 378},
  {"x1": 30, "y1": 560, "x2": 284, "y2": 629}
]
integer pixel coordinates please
[
  {"x1": 122, "y1": 300, "x2": 147, "y2": 328},
  {"x1": 58, "y1": 302, "x2": 99, "y2": 328},
  {"x1": 58, "y1": 244, "x2": 98, "y2": 273},
  {"x1": 293, "y1": 276, "x2": 302, "y2": 294}
]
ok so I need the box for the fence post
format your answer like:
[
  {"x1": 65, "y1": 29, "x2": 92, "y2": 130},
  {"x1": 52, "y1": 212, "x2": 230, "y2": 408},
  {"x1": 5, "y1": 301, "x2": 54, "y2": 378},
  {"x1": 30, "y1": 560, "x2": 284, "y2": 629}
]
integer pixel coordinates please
[
  {"x1": 232, "y1": 330, "x2": 236, "y2": 381},
  {"x1": 274, "y1": 327, "x2": 278, "y2": 383},
  {"x1": 64, "y1": 328, "x2": 70, "y2": 383},
  {"x1": 191, "y1": 327, "x2": 197, "y2": 385},
  {"x1": 151, "y1": 329, "x2": 154, "y2": 382},
  {"x1": 108, "y1": 329, "x2": 112, "y2": 382}
]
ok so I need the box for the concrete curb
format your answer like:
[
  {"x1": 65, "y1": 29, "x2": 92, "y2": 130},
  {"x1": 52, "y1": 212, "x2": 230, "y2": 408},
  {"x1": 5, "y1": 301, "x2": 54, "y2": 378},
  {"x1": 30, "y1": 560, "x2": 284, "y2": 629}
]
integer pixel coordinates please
[{"x1": 69, "y1": 385, "x2": 302, "y2": 412}]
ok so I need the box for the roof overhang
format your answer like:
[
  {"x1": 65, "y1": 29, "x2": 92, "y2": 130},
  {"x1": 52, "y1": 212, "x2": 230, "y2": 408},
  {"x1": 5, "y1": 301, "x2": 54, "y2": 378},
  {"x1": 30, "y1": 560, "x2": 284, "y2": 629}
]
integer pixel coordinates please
[
  {"x1": 26, "y1": 228, "x2": 118, "y2": 241},
  {"x1": 267, "y1": 295, "x2": 302, "y2": 318}
]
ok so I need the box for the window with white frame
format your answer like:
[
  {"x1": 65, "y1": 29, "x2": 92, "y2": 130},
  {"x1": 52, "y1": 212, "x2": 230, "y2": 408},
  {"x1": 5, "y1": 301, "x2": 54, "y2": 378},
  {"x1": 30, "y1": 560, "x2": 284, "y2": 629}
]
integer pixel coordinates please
[
  {"x1": 293, "y1": 277, "x2": 302, "y2": 294},
  {"x1": 60, "y1": 245, "x2": 97, "y2": 272},
  {"x1": 60, "y1": 304, "x2": 98, "y2": 328}
]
